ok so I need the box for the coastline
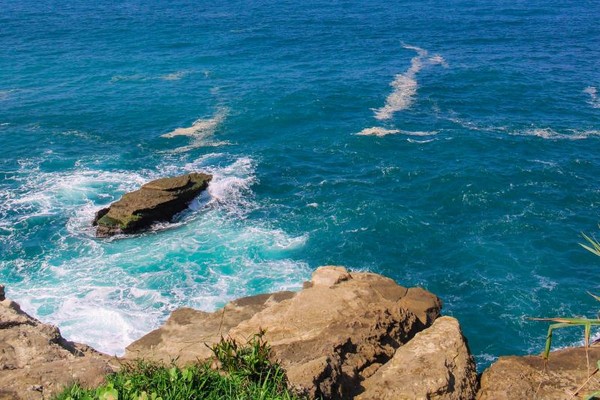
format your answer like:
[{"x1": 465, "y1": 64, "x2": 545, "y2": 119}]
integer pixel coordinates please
[{"x1": 2, "y1": 268, "x2": 598, "y2": 399}]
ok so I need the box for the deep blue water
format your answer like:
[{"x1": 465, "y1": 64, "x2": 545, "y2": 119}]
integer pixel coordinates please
[{"x1": 1, "y1": 0, "x2": 599, "y2": 368}]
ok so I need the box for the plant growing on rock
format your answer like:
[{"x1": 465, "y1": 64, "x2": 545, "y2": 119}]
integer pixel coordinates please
[
  {"x1": 530, "y1": 233, "x2": 600, "y2": 399},
  {"x1": 53, "y1": 333, "x2": 304, "y2": 400}
]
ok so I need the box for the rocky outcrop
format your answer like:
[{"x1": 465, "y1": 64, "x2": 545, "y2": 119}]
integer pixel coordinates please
[
  {"x1": 126, "y1": 266, "x2": 478, "y2": 399},
  {"x1": 0, "y1": 268, "x2": 481, "y2": 399},
  {"x1": 93, "y1": 172, "x2": 212, "y2": 237},
  {"x1": 478, "y1": 346, "x2": 600, "y2": 400},
  {"x1": 357, "y1": 316, "x2": 478, "y2": 400},
  {"x1": 0, "y1": 292, "x2": 116, "y2": 399}
]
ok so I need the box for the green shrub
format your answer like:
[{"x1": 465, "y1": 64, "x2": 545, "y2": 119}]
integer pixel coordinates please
[{"x1": 54, "y1": 332, "x2": 304, "y2": 400}]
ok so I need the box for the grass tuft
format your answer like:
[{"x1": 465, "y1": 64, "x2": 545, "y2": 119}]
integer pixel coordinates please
[{"x1": 54, "y1": 332, "x2": 304, "y2": 400}]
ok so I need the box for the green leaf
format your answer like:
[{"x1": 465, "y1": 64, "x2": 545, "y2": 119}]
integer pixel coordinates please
[
  {"x1": 97, "y1": 385, "x2": 118, "y2": 400},
  {"x1": 169, "y1": 366, "x2": 178, "y2": 381},
  {"x1": 584, "y1": 390, "x2": 600, "y2": 400}
]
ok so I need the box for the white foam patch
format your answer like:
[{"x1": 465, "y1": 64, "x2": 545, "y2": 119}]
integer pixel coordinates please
[
  {"x1": 513, "y1": 128, "x2": 600, "y2": 140},
  {"x1": 110, "y1": 71, "x2": 195, "y2": 83},
  {"x1": 160, "y1": 70, "x2": 191, "y2": 81},
  {"x1": 1, "y1": 154, "x2": 311, "y2": 355},
  {"x1": 407, "y1": 138, "x2": 436, "y2": 144},
  {"x1": 357, "y1": 127, "x2": 438, "y2": 137},
  {"x1": 162, "y1": 108, "x2": 229, "y2": 152},
  {"x1": 584, "y1": 86, "x2": 600, "y2": 109},
  {"x1": 373, "y1": 45, "x2": 446, "y2": 120},
  {"x1": 357, "y1": 127, "x2": 400, "y2": 137}
]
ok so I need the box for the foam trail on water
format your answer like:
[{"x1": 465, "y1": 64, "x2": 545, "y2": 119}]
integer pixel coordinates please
[
  {"x1": 160, "y1": 70, "x2": 191, "y2": 81},
  {"x1": 357, "y1": 127, "x2": 400, "y2": 137},
  {"x1": 162, "y1": 109, "x2": 228, "y2": 138},
  {"x1": 357, "y1": 127, "x2": 438, "y2": 137},
  {"x1": 162, "y1": 108, "x2": 229, "y2": 152},
  {"x1": 373, "y1": 45, "x2": 446, "y2": 120},
  {"x1": 512, "y1": 128, "x2": 600, "y2": 140},
  {"x1": 584, "y1": 86, "x2": 600, "y2": 108}
]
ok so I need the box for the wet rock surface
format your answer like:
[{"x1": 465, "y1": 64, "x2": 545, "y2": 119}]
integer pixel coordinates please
[{"x1": 93, "y1": 172, "x2": 212, "y2": 237}]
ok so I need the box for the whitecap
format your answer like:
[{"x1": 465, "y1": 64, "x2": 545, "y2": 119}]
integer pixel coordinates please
[
  {"x1": 373, "y1": 44, "x2": 445, "y2": 120},
  {"x1": 584, "y1": 86, "x2": 600, "y2": 109}
]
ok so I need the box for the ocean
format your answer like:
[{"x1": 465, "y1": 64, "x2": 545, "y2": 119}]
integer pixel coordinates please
[{"x1": 1, "y1": 0, "x2": 599, "y2": 368}]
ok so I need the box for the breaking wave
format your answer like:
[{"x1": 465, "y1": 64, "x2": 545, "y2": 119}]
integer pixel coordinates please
[{"x1": 0, "y1": 153, "x2": 310, "y2": 355}]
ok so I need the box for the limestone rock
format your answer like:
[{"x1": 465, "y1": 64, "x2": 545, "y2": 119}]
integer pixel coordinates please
[
  {"x1": 126, "y1": 291, "x2": 297, "y2": 365},
  {"x1": 0, "y1": 295, "x2": 116, "y2": 399},
  {"x1": 478, "y1": 346, "x2": 600, "y2": 400},
  {"x1": 357, "y1": 316, "x2": 478, "y2": 400},
  {"x1": 126, "y1": 266, "x2": 444, "y2": 399},
  {"x1": 93, "y1": 172, "x2": 212, "y2": 237}
]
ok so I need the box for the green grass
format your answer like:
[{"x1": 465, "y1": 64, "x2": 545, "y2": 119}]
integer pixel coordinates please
[{"x1": 54, "y1": 332, "x2": 305, "y2": 400}]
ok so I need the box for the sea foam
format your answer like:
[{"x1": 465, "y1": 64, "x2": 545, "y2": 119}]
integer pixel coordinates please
[
  {"x1": 373, "y1": 45, "x2": 446, "y2": 120},
  {"x1": 160, "y1": 70, "x2": 192, "y2": 81},
  {"x1": 162, "y1": 108, "x2": 229, "y2": 152},
  {"x1": 1, "y1": 154, "x2": 310, "y2": 355},
  {"x1": 513, "y1": 128, "x2": 600, "y2": 140},
  {"x1": 357, "y1": 126, "x2": 438, "y2": 137},
  {"x1": 584, "y1": 86, "x2": 600, "y2": 108}
]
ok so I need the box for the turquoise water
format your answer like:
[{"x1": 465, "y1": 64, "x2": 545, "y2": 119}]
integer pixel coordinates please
[{"x1": 1, "y1": 1, "x2": 599, "y2": 368}]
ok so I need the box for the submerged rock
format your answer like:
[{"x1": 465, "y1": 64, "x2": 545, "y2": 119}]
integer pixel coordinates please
[
  {"x1": 93, "y1": 172, "x2": 212, "y2": 237},
  {"x1": 478, "y1": 346, "x2": 600, "y2": 399},
  {"x1": 125, "y1": 266, "x2": 476, "y2": 399},
  {"x1": 0, "y1": 292, "x2": 115, "y2": 399}
]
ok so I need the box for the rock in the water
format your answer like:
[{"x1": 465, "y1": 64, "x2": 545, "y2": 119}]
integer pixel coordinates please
[
  {"x1": 126, "y1": 266, "x2": 444, "y2": 399},
  {"x1": 357, "y1": 316, "x2": 478, "y2": 400},
  {"x1": 0, "y1": 294, "x2": 116, "y2": 399},
  {"x1": 93, "y1": 172, "x2": 212, "y2": 237},
  {"x1": 478, "y1": 346, "x2": 600, "y2": 400}
]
